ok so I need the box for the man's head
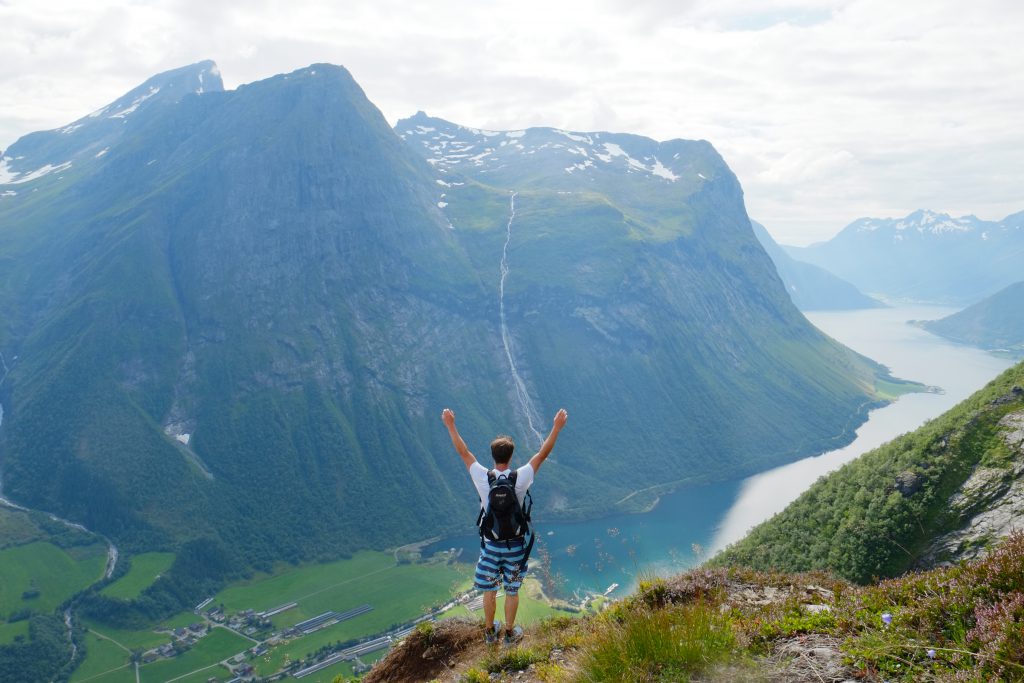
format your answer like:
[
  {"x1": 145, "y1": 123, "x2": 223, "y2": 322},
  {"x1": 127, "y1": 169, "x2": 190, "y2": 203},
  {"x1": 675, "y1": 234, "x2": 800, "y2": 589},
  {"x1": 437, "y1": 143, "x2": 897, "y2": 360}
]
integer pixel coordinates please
[{"x1": 490, "y1": 435, "x2": 515, "y2": 465}]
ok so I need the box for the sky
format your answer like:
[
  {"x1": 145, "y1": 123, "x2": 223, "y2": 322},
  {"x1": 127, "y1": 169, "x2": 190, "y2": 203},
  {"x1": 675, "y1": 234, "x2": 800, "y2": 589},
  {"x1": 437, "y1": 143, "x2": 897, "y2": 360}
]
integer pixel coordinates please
[{"x1": 1, "y1": 0, "x2": 1021, "y2": 245}]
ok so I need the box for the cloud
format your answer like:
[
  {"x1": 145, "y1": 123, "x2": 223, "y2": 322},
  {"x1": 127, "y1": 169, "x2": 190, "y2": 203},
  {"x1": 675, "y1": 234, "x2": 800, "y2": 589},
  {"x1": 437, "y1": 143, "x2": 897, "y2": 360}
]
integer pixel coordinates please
[{"x1": 1, "y1": 0, "x2": 1021, "y2": 244}]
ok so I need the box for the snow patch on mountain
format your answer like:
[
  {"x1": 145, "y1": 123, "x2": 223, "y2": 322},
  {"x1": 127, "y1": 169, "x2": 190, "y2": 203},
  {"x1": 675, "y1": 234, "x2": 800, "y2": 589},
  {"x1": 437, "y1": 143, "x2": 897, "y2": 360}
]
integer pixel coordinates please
[
  {"x1": 651, "y1": 159, "x2": 678, "y2": 181},
  {"x1": 0, "y1": 158, "x2": 73, "y2": 185},
  {"x1": 108, "y1": 86, "x2": 161, "y2": 119},
  {"x1": 398, "y1": 116, "x2": 688, "y2": 184}
]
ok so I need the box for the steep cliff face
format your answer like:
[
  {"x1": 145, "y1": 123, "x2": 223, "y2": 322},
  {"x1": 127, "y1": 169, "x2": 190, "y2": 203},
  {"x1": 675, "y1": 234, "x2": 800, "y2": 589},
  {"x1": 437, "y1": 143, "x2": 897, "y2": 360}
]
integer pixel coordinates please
[
  {"x1": 750, "y1": 220, "x2": 883, "y2": 311},
  {"x1": 1, "y1": 63, "x2": 888, "y2": 565},
  {"x1": 918, "y1": 405, "x2": 1024, "y2": 565}
]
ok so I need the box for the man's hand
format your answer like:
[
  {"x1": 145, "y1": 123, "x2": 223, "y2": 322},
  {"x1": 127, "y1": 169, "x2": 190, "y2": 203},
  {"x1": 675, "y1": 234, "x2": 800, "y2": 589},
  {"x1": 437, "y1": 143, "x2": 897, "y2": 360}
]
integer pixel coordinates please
[
  {"x1": 530, "y1": 408, "x2": 568, "y2": 474},
  {"x1": 442, "y1": 408, "x2": 476, "y2": 469}
]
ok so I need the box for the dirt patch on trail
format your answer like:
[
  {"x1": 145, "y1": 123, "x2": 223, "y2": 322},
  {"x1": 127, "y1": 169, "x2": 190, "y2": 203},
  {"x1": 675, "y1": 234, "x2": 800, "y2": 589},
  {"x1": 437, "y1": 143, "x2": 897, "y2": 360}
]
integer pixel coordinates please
[{"x1": 363, "y1": 618, "x2": 484, "y2": 683}]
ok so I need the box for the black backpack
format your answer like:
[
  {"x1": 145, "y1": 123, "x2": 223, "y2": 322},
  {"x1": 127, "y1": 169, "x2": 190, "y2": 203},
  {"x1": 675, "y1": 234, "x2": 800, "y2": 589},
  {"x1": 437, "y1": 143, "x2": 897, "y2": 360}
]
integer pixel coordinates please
[{"x1": 477, "y1": 470, "x2": 532, "y2": 543}]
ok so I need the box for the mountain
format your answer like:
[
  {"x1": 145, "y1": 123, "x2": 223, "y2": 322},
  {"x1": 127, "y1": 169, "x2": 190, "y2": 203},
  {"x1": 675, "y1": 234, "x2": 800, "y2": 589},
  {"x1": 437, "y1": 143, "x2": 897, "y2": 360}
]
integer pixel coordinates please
[
  {"x1": 917, "y1": 281, "x2": 1024, "y2": 358},
  {"x1": 787, "y1": 209, "x2": 1024, "y2": 305},
  {"x1": 712, "y1": 360, "x2": 1024, "y2": 583},
  {"x1": 1, "y1": 63, "x2": 894, "y2": 575},
  {"x1": 749, "y1": 220, "x2": 883, "y2": 311}
]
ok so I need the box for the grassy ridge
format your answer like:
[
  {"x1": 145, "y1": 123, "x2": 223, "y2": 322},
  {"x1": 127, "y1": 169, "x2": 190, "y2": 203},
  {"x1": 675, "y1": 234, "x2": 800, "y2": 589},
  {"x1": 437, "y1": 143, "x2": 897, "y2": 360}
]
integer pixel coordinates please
[{"x1": 372, "y1": 534, "x2": 1024, "y2": 682}]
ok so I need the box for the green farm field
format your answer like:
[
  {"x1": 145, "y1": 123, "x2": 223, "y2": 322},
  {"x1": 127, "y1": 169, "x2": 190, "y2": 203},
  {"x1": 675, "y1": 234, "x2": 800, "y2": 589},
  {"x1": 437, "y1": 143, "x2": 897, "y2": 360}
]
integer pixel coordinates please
[
  {"x1": 0, "y1": 619, "x2": 29, "y2": 644},
  {"x1": 292, "y1": 647, "x2": 388, "y2": 683},
  {"x1": 83, "y1": 619, "x2": 169, "y2": 652},
  {"x1": 214, "y1": 550, "x2": 469, "y2": 629},
  {"x1": 137, "y1": 627, "x2": 249, "y2": 683},
  {"x1": 244, "y1": 554, "x2": 470, "y2": 676},
  {"x1": 69, "y1": 632, "x2": 131, "y2": 682},
  {"x1": 101, "y1": 552, "x2": 175, "y2": 600},
  {"x1": 0, "y1": 540, "x2": 107, "y2": 615}
]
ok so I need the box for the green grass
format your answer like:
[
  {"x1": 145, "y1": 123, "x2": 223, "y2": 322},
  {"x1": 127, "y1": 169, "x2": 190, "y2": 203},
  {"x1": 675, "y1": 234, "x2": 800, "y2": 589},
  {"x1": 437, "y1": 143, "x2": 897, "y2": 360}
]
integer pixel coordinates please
[
  {"x1": 214, "y1": 550, "x2": 468, "y2": 628},
  {"x1": 70, "y1": 665, "x2": 137, "y2": 683},
  {"x1": 160, "y1": 667, "x2": 233, "y2": 683},
  {"x1": 232, "y1": 554, "x2": 468, "y2": 676},
  {"x1": 214, "y1": 551, "x2": 396, "y2": 622},
  {"x1": 875, "y1": 377, "x2": 926, "y2": 401},
  {"x1": 101, "y1": 552, "x2": 175, "y2": 600},
  {"x1": 0, "y1": 540, "x2": 107, "y2": 616},
  {"x1": 0, "y1": 619, "x2": 30, "y2": 644},
  {"x1": 578, "y1": 600, "x2": 735, "y2": 682},
  {"x1": 437, "y1": 579, "x2": 570, "y2": 627},
  {"x1": 83, "y1": 619, "x2": 169, "y2": 652},
  {"x1": 137, "y1": 627, "x2": 250, "y2": 683},
  {"x1": 70, "y1": 632, "x2": 130, "y2": 682},
  {"x1": 159, "y1": 611, "x2": 202, "y2": 630}
]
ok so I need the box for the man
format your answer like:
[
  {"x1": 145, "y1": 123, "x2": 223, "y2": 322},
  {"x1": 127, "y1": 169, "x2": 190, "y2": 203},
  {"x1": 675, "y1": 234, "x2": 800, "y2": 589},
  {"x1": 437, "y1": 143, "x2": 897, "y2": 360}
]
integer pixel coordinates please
[{"x1": 441, "y1": 407, "x2": 568, "y2": 645}]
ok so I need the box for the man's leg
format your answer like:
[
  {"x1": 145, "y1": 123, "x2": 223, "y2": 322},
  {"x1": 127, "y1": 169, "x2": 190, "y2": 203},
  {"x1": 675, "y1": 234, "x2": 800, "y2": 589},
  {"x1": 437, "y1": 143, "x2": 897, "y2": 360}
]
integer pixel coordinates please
[
  {"x1": 483, "y1": 590, "x2": 497, "y2": 630},
  {"x1": 503, "y1": 593, "x2": 519, "y2": 631},
  {"x1": 501, "y1": 555, "x2": 527, "y2": 639},
  {"x1": 474, "y1": 543, "x2": 501, "y2": 636}
]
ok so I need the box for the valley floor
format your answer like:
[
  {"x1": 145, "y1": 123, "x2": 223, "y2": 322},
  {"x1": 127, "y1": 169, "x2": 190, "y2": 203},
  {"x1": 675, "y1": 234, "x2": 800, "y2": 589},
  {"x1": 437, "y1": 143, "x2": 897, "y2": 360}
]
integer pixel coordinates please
[{"x1": 68, "y1": 548, "x2": 582, "y2": 683}]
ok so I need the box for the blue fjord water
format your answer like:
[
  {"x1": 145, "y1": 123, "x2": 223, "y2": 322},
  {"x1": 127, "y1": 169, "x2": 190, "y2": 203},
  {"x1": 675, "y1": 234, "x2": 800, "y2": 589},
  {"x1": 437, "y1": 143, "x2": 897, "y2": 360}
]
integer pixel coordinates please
[{"x1": 429, "y1": 305, "x2": 1014, "y2": 598}]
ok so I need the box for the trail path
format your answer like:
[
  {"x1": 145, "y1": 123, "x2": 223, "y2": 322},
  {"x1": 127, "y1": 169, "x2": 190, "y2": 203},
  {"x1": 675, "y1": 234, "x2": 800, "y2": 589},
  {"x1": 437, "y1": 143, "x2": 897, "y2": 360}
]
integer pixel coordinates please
[{"x1": 499, "y1": 191, "x2": 544, "y2": 447}]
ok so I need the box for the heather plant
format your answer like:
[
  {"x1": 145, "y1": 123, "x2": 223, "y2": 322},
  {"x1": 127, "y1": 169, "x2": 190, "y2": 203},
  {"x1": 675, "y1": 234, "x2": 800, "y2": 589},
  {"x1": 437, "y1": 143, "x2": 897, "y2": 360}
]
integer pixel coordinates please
[
  {"x1": 967, "y1": 592, "x2": 1024, "y2": 678},
  {"x1": 840, "y1": 532, "x2": 1024, "y2": 681}
]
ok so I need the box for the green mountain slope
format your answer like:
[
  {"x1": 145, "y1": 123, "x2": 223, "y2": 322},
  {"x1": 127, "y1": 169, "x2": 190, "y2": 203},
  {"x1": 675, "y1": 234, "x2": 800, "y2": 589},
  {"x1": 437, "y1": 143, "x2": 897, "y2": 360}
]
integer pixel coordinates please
[
  {"x1": 750, "y1": 220, "x2": 883, "y2": 311},
  {"x1": 1, "y1": 62, "x2": 895, "y2": 576},
  {"x1": 712, "y1": 361, "x2": 1024, "y2": 583},
  {"x1": 918, "y1": 281, "x2": 1024, "y2": 358}
]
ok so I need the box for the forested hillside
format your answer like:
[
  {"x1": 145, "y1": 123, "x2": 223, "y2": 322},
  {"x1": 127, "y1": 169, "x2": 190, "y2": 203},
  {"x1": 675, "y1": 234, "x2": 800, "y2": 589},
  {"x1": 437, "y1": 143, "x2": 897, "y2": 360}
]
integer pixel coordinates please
[
  {"x1": 919, "y1": 281, "x2": 1024, "y2": 358},
  {"x1": 712, "y1": 361, "x2": 1024, "y2": 583}
]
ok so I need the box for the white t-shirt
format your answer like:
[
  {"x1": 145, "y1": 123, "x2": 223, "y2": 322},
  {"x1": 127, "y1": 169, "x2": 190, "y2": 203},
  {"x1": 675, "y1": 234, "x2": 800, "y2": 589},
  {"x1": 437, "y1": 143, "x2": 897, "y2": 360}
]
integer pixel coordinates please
[{"x1": 469, "y1": 461, "x2": 534, "y2": 512}]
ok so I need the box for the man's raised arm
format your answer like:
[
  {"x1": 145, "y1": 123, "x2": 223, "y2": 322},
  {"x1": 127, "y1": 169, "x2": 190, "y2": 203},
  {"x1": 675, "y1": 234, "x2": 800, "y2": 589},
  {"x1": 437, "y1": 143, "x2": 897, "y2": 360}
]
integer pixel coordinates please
[
  {"x1": 441, "y1": 408, "x2": 477, "y2": 470},
  {"x1": 529, "y1": 409, "x2": 568, "y2": 474}
]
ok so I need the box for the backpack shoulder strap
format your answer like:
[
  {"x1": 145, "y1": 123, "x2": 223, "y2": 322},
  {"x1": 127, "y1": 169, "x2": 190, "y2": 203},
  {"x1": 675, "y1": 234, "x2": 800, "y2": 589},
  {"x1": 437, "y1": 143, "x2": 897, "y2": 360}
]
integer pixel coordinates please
[
  {"x1": 487, "y1": 470, "x2": 496, "y2": 486},
  {"x1": 508, "y1": 471, "x2": 518, "y2": 486}
]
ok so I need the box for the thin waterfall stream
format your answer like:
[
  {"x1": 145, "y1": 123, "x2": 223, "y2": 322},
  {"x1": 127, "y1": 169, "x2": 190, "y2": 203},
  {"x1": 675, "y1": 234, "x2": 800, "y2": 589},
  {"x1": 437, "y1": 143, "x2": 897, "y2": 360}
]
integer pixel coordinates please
[{"x1": 499, "y1": 191, "x2": 545, "y2": 447}]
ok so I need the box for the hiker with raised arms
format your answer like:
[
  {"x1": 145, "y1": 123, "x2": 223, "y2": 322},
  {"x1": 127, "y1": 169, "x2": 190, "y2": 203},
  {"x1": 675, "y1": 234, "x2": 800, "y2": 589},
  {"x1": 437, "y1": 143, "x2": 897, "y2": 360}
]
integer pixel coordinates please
[{"x1": 441, "y1": 407, "x2": 568, "y2": 645}]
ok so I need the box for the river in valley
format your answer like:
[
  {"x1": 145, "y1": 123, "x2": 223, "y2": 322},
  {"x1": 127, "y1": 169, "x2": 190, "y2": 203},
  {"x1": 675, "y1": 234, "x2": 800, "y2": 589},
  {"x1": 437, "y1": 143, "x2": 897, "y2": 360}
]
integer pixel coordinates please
[{"x1": 427, "y1": 305, "x2": 1015, "y2": 599}]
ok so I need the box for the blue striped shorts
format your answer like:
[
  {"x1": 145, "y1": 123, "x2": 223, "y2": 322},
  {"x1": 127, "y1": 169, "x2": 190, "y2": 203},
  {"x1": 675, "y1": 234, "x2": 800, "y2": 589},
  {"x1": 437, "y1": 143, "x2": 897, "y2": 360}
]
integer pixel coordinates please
[{"x1": 474, "y1": 538, "x2": 528, "y2": 595}]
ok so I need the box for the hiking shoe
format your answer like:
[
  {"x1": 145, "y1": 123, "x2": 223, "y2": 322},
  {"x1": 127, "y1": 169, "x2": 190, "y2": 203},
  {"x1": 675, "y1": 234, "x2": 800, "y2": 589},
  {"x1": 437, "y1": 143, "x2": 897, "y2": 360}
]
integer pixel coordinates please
[
  {"x1": 484, "y1": 621, "x2": 501, "y2": 645},
  {"x1": 502, "y1": 624, "x2": 524, "y2": 647}
]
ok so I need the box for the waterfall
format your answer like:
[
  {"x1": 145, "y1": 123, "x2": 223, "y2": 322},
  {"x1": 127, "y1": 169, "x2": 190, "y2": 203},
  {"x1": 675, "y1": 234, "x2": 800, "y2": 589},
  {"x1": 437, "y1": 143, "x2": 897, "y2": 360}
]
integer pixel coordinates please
[{"x1": 499, "y1": 192, "x2": 544, "y2": 447}]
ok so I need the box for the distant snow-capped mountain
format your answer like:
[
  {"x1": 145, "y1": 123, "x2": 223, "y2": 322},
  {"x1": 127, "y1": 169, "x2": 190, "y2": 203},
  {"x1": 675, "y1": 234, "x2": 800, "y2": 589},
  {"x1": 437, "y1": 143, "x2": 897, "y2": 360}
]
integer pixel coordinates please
[
  {"x1": 0, "y1": 60, "x2": 222, "y2": 191},
  {"x1": 397, "y1": 111, "x2": 709, "y2": 186},
  {"x1": 787, "y1": 209, "x2": 1024, "y2": 305}
]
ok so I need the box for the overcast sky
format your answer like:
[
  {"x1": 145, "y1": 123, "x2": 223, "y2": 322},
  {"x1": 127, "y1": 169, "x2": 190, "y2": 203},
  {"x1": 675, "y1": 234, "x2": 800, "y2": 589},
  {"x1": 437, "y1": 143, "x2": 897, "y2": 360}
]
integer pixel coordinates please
[{"x1": 2, "y1": 0, "x2": 1021, "y2": 244}]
